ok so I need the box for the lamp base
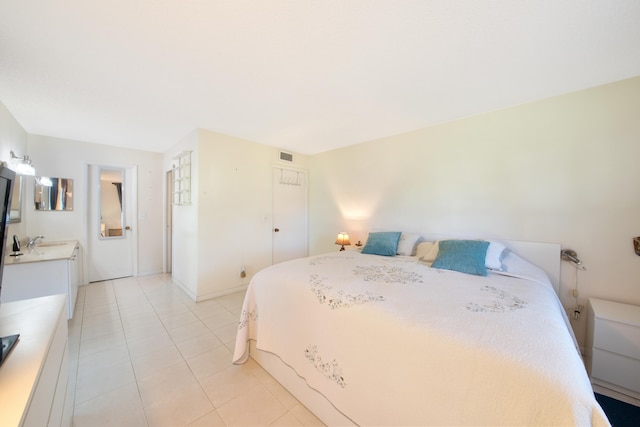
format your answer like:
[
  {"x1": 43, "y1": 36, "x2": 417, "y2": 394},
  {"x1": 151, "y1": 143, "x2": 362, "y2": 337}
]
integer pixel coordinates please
[{"x1": 339, "y1": 245, "x2": 346, "y2": 251}]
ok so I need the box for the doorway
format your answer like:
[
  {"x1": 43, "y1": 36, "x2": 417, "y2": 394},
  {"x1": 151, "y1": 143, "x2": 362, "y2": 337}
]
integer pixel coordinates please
[
  {"x1": 272, "y1": 166, "x2": 308, "y2": 264},
  {"x1": 88, "y1": 164, "x2": 137, "y2": 282}
]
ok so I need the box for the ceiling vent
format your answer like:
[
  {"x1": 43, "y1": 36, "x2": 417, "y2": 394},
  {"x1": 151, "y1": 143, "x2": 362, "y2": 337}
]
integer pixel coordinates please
[{"x1": 279, "y1": 151, "x2": 294, "y2": 163}]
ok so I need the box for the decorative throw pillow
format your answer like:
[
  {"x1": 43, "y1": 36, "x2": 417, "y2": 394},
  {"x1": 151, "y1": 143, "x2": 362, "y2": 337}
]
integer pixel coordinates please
[
  {"x1": 415, "y1": 241, "x2": 435, "y2": 260},
  {"x1": 396, "y1": 233, "x2": 422, "y2": 256},
  {"x1": 420, "y1": 241, "x2": 440, "y2": 263},
  {"x1": 431, "y1": 240, "x2": 490, "y2": 276},
  {"x1": 362, "y1": 232, "x2": 402, "y2": 256},
  {"x1": 485, "y1": 241, "x2": 510, "y2": 271}
]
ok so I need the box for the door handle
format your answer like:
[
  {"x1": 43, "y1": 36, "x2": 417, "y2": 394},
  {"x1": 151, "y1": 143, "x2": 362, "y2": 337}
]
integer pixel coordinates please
[{"x1": 274, "y1": 228, "x2": 280, "y2": 232}]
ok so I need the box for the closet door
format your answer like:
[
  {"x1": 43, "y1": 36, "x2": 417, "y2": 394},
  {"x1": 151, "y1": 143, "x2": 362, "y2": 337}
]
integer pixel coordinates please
[{"x1": 272, "y1": 167, "x2": 308, "y2": 265}]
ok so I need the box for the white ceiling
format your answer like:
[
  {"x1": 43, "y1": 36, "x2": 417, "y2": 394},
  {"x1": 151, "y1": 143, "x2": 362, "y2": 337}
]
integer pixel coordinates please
[{"x1": 1, "y1": 1, "x2": 639, "y2": 155}]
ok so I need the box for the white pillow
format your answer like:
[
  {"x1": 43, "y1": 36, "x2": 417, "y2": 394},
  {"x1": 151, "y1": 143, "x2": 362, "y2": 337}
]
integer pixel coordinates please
[
  {"x1": 396, "y1": 233, "x2": 422, "y2": 256},
  {"x1": 415, "y1": 241, "x2": 434, "y2": 259},
  {"x1": 485, "y1": 241, "x2": 509, "y2": 270}
]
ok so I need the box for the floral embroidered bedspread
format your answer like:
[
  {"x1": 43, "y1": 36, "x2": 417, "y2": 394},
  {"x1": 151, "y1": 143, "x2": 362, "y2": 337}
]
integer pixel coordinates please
[{"x1": 233, "y1": 251, "x2": 609, "y2": 426}]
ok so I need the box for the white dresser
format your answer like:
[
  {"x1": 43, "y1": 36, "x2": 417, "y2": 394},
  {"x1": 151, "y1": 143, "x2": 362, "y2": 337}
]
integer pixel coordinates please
[
  {"x1": 586, "y1": 298, "x2": 640, "y2": 399},
  {"x1": 0, "y1": 294, "x2": 70, "y2": 427}
]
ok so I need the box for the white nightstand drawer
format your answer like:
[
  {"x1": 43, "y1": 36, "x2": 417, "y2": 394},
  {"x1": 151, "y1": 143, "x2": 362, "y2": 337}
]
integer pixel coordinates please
[
  {"x1": 592, "y1": 349, "x2": 640, "y2": 394},
  {"x1": 594, "y1": 318, "x2": 640, "y2": 359}
]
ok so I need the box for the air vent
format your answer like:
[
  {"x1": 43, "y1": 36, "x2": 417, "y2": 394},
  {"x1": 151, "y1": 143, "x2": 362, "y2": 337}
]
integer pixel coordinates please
[{"x1": 279, "y1": 151, "x2": 294, "y2": 163}]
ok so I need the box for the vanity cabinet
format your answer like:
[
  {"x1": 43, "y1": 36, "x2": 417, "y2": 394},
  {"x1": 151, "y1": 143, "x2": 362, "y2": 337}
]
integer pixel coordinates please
[
  {"x1": 586, "y1": 298, "x2": 640, "y2": 400},
  {"x1": 2, "y1": 242, "x2": 80, "y2": 319}
]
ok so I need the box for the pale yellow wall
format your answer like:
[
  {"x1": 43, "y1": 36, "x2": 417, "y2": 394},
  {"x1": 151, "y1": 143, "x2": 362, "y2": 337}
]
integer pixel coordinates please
[
  {"x1": 309, "y1": 76, "x2": 640, "y2": 347},
  {"x1": 165, "y1": 128, "x2": 310, "y2": 301},
  {"x1": 163, "y1": 130, "x2": 199, "y2": 299}
]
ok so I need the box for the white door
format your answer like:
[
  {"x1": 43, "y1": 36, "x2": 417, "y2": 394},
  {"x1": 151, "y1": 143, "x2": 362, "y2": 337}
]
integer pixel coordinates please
[
  {"x1": 272, "y1": 167, "x2": 308, "y2": 264},
  {"x1": 88, "y1": 164, "x2": 136, "y2": 282}
]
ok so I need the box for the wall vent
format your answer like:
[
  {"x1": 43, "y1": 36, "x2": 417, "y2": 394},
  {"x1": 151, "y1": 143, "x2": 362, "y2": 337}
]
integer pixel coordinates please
[{"x1": 279, "y1": 151, "x2": 294, "y2": 163}]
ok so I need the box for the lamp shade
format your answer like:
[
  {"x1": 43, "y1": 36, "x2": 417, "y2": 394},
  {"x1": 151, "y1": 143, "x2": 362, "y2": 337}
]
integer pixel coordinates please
[
  {"x1": 335, "y1": 232, "x2": 350, "y2": 250},
  {"x1": 15, "y1": 162, "x2": 36, "y2": 176}
]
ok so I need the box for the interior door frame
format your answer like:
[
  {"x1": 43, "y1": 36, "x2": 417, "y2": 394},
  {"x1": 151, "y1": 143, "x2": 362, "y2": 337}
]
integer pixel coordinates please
[
  {"x1": 86, "y1": 162, "x2": 138, "y2": 281},
  {"x1": 165, "y1": 169, "x2": 172, "y2": 274},
  {"x1": 271, "y1": 165, "x2": 309, "y2": 265}
]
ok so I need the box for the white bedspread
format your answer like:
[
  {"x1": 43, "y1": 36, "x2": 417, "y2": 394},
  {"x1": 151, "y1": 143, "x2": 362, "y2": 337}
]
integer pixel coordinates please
[{"x1": 233, "y1": 251, "x2": 609, "y2": 426}]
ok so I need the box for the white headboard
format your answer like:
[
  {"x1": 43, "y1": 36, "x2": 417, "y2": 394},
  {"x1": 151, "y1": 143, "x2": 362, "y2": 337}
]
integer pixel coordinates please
[{"x1": 419, "y1": 233, "x2": 561, "y2": 295}]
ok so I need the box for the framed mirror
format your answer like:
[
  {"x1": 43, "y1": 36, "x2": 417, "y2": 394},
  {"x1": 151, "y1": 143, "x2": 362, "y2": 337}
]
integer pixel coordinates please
[
  {"x1": 35, "y1": 177, "x2": 74, "y2": 211},
  {"x1": 99, "y1": 167, "x2": 125, "y2": 239},
  {"x1": 9, "y1": 175, "x2": 22, "y2": 223}
]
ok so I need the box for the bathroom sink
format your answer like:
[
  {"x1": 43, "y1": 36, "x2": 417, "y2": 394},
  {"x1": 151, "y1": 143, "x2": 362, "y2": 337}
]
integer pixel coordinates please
[{"x1": 37, "y1": 242, "x2": 69, "y2": 247}]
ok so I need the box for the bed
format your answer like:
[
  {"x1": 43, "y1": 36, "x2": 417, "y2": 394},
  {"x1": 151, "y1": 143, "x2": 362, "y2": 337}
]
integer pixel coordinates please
[{"x1": 233, "y1": 233, "x2": 609, "y2": 426}]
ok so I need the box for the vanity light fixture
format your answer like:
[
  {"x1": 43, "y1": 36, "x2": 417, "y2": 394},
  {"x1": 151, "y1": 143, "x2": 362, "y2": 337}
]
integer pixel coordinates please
[
  {"x1": 335, "y1": 232, "x2": 351, "y2": 251},
  {"x1": 10, "y1": 151, "x2": 36, "y2": 176}
]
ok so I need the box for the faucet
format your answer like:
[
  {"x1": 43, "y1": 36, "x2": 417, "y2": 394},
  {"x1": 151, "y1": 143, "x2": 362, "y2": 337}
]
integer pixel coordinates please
[{"x1": 27, "y1": 235, "x2": 44, "y2": 249}]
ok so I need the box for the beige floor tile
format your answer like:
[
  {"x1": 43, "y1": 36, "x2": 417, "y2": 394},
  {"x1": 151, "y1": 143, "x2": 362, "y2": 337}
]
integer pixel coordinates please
[
  {"x1": 75, "y1": 359, "x2": 136, "y2": 405},
  {"x1": 175, "y1": 332, "x2": 224, "y2": 359},
  {"x1": 71, "y1": 279, "x2": 322, "y2": 427},
  {"x1": 158, "y1": 309, "x2": 200, "y2": 330},
  {"x1": 143, "y1": 382, "x2": 213, "y2": 427},
  {"x1": 217, "y1": 383, "x2": 287, "y2": 426},
  {"x1": 73, "y1": 382, "x2": 147, "y2": 427},
  {"x1": 167, "y1": 320, "x2": 212, "y2": 344},
  {"x1": 136, "y1": 359, "x2": 199, "y2": 407},
  {"x1": 190, "y1": 299, "x2": 228, "y2": 318},
  {"x1": 126, "y1": 330, "x2": 173, "y2": 359},
  {"x1": 185, "y1": 345, "x2": 233, "y2": 380},
  {"x1": 78, "y1": 330, "x2": 127, "y2": 358},
  {"x1": 186, "y1": 410, "x2": 226, "y2": 427},
  {"x1": 199, "y1": 364, "x2": 261, "y2": 408},
  {"x1": 130, "y1": 344, "x2": 184, "y2": 380},
  {"x1": 270, "y1": 411, "x2": 304, "y2": 426},
  {"x1": 288, "y1": 404, "x2": 325, "y2": 426},
  {"x1": 200, "y1": 310, "x2": 238, "y2": 330},
  {"x1": 209, "y1": 322, "x2": 240, "y2": 344},
  {"x1": 78, "y1": 343, "x2": 130, "y2": 372}
]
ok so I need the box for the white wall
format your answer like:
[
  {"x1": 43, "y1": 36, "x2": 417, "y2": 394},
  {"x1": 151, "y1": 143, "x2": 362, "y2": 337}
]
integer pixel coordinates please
[
  {"x1": 0, "y1": 100, "x2": 28, "y2": 240},
  {"x1": 163, "y1": 130, "x2": 199, "y2": 299},
  {"x1": 164, "y1": 128, "x2": 309, "y2": 301},
  {"x1": 309, "y1": 76, "x2": 640, "y2": 348},
  {"x1": 27, "y1": 134, "x2": 164, "y2": 280}
]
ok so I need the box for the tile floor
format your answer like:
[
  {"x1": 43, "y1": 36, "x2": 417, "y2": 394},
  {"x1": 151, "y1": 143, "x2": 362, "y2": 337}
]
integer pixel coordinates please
[{"x1": 68, "y1": 274, "x2": 324, "y2": 426}]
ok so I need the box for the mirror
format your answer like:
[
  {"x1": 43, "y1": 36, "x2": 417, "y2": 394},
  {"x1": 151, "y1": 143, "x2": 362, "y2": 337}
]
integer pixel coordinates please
[
  {"x1": 34, "y1": 177, "x2": 74, "y2": 211},
  {"x1": 9, "y1": 175, "x2": 22, "y2": 223},
  {"x1": 99, "y1": 167, "x2": 125, "y2": 239}
]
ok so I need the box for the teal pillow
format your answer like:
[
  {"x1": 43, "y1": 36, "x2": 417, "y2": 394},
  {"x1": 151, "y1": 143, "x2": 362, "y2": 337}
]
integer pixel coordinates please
[
  {"x1": 431, "y1": 240, "x2": 490, "y2": 276},
  {"x1": 362, "y1": 232, "x2": 402, "y2": 256}
]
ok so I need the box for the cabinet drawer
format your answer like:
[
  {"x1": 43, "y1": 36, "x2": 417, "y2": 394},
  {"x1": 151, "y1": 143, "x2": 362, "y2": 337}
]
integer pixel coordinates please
[
  {"x1": 593, "y1": 318, "x2": 640, "y2": 359},
  {"x1": 592, "y1": 349, "x2": 640, "y2": 394}
]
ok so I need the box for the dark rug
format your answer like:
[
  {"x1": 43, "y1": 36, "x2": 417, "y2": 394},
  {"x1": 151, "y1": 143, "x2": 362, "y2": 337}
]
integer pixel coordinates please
[{"x1": 595, "y1": 393, "x2": 640, "y2": 427}]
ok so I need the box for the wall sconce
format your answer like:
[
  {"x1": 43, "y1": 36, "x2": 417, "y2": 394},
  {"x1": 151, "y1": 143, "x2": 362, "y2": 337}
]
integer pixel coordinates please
[
  {"x1": 335, "y1": 232, "x2": 351, "y2": 251},
  {"x1": 633, "y1": 237, "x2": 640, "y2": 256},
  {"x1": 10, "y1": 151, "x2": 36, "y2": 176}
]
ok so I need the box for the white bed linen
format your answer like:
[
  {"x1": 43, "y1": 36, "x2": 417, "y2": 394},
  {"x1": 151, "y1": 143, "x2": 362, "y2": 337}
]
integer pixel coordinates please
[{"x1": 233, "y1": 251, "x2": 609, "y2": 426}]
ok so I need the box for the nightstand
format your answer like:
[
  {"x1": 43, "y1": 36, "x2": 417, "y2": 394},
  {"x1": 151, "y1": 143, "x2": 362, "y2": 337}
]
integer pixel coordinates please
[{"x1": 586, "y1": 298, "x2": 640, "y2": 400}]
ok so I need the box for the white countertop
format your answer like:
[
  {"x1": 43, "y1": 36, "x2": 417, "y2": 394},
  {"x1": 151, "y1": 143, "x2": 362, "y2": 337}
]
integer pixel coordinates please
[
  {"x1": 0, "y1": 294, "x2": 67, "y2": 427},
  {"x1": 4, "y1": 240, "x2": 78, "y2": 265}
]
